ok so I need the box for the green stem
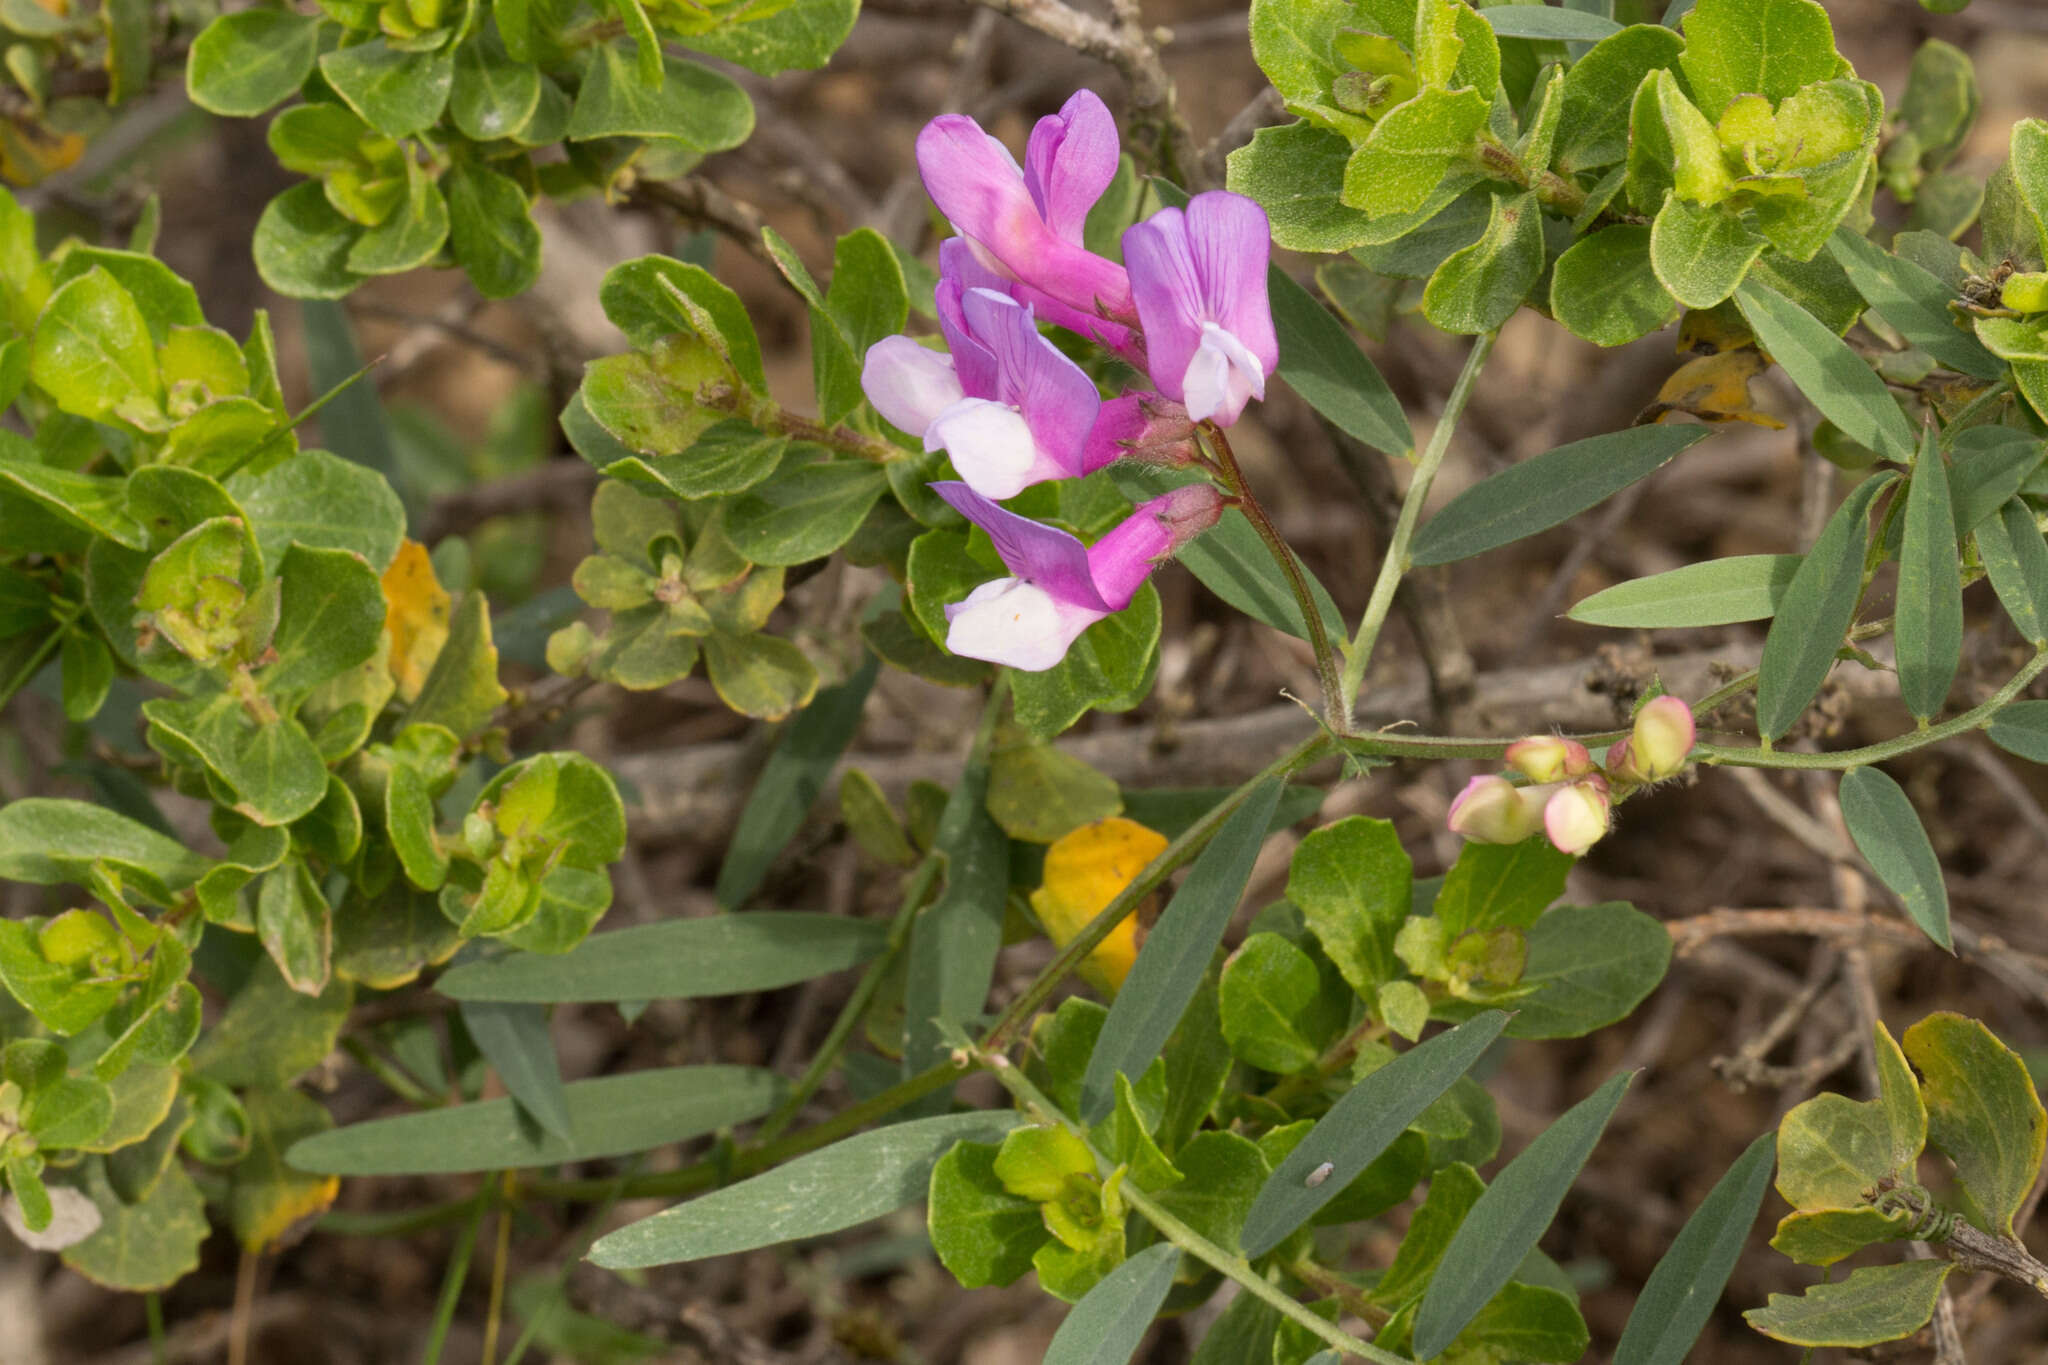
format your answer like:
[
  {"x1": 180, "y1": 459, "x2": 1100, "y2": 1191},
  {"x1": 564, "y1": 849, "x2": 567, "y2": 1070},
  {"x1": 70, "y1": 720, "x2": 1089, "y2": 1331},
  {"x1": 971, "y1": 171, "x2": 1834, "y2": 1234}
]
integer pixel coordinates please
[
  {"x1": 1340, "y1": 332, "x2": 1497, "y2": 723},
  {"x1": 340, "y1": 1037, "x2": 446, "y2": 1108},
  {"x1": 1696, "y1": 647, "x2": 2048, "y2": 770},
  {"x1": 981, "y1": 729, "x2": 1336, "y2": 1050},
  {"x1": 0, "y1": 599, "x2": 83, "y2": 711},
  {"x1": 421, "y1": 1186, "x2": 488, "y2": 1365},
  {"x1": 960, "y1": 1026, "x2": 1406, "y2": 1364},
  {"x1": 1206, "y1": 423, "x2": 1346, "y2": 727},
  {"x1": 755, "y1": 674, "x2": 1008, "y2": 1142}
]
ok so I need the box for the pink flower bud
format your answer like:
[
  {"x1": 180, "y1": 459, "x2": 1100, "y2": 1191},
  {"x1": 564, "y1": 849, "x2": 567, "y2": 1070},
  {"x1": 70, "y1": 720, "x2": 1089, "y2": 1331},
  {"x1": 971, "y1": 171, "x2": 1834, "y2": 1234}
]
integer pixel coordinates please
[
  {"x1": 1543, "y1": 778, "x2": 1611, "y2": 856},
  {"x1": 1629, "y1": 695, "x2": 1696, "y2": 781},
  {"x1": 1504, "y1": 735, "x2": 1593, "y2": 784},
  {"x1": 1447, "y1": 775, "x2": 1545, "y2": 845}
]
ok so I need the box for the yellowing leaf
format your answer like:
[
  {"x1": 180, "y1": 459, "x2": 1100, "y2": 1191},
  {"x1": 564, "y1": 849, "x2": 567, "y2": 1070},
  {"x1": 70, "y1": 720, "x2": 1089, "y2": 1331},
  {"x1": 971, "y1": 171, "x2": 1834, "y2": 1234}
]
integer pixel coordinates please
[
  {"x1": 1029, "y1": 817, "x2": 1168, "y2": 997},
  {"x1": 0, "y1": 118, "x2": 83, "y2": 186},
  {"x1": 381, "y1": 539, "x2": 450, "y2": 702},
  {"x1": 1641, "y1": 349, "x2": 1786, "y2": 428}
]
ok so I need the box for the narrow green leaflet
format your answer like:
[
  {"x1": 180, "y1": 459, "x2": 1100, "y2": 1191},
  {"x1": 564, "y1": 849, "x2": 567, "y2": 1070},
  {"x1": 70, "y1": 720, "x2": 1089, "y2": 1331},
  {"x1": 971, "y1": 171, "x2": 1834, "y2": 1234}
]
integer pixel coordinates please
[
  {"x1": 1411, "y1": 1070, "x2": 1632, "y2": 1360},
  {"x1": 1754, "y1": 472, "x2": 1896, "y2": 740},
  {"x1": 1240, "y1": 1011, "x2": 1508, "y2": 1258},
  {"x1": 1271, "y1": 260, "x2": 1413, "y2": 458},
  {"x1": 1745, "y1": 1259, "x2": 1952, "y2": 1347},
  {"x1": 1613, "y1": 1133, "x2": 1775, "y2": 1365},
  {"x1": 1948, "y1": 428, "x2": 2045, "y2": 537},
  {"x1": 901, "y1": 720, "x2": 1007, "y2": 1084},
  {"x1": 1483, "y1": 7, "x2": 1622, "y2": 38},
  {"x1": 1569, "y1": 554, "x2": 1801, "y2": 627},
  {"x1": 1412, "y1": 425, "x2": 1713, "y2": 565},
  {"x1": 1895, "y1": 434, "x2": 1963, "y2": 720},
  {"x1": 1080, "y1": 779, "x2": 1283, "y2": 1123},
  {"x1": 1989, "y1": 698, "x2": 2048, "y2": 763},
  {"x1": 287, "y1": 1066, "x2": 780, "y2": 1174},
  {"x1": 1902, "y1": 1012, "x2": 2048, "y2": 1239},
  {"x1": 715, "y1": 656, "x2": 877, "y2": 908},
  {"x1": 1838, "y1": 766, "x2": 1951, "y2": 951},
  {"x1": 436, "y1": 912, "x2": 886, "y2": 1002},
  {"x1": 1826, "y1": 228, "x2": 2003, "y2": 380},
  {"x1": 1041, "y1": 1243, "x2": 1179, "y2": 1365},
  {"x1": 1736, "y1": 280, "x2": 1916, "y2": 463},
  {"x1": 589, "y1": 1110, "x2": 1023, "y2": 1267},
  {"x1": 458, "y1": 1000, "x2": 573, "y2": 1144}
]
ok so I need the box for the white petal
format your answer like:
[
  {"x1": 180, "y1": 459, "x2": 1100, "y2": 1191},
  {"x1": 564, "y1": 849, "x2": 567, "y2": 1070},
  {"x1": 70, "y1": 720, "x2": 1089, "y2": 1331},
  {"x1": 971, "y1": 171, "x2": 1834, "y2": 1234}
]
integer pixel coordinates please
[
  {"x1": 861, "y1": 337, "x2": 963, "y2": 438},
  {"x1": 945, "y1": 578, "x2": 1099, "y2": 671},
  {"x1": 1180, "y1": 322, "x2": 1267, "y2": 423},
  {"x1": 927, "y1": 398, "x2": 1040, "y2": 499}
]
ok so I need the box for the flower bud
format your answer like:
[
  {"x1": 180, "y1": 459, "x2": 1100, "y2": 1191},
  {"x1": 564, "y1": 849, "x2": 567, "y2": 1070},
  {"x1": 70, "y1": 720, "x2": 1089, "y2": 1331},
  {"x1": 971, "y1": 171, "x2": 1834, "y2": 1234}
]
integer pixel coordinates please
[
  {"x1": 1628, "y1": 695, "x2": 1695, "y2": 782},
  {"x1": 1543, "y1": 778, "x2": 1611, "y2": 856},
  {"x1": 1447, "y1": 775, "x2": 1545, "y2": 845},
  {"x1": 1151, "y1": 481, "x2": 1227, "y2": 550},
  {"x1": 1504, "y1": 735, "x2": 1593, "y2": 784}
]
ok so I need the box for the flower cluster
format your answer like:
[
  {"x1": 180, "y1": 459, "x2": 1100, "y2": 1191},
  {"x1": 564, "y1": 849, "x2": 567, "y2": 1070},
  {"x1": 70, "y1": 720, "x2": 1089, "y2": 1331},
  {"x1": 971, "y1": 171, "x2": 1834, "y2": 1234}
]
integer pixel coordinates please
[
  {"x1": 1448, "y1": 696, "x2": 1698, "y2": 856},
  {"x1": 861, "y1": 91, "x2": 1280, "y2": 672}
]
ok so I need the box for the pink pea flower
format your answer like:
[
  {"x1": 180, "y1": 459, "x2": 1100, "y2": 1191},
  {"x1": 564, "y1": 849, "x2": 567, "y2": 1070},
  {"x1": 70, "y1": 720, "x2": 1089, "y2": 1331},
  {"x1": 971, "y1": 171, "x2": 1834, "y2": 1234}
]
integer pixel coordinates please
[
  {"x1": 1122, "y1": 192, "x2": 1279, "y2": 426},
  {"x1": 1503, "y1": 735, "x2": 1594, "y2": 784},
  {"x1": 930, "y1": 479, "x2": 1223, "y2": 671},
  {"x1": 915, "y1": 90, "x2": 1136, "y2": 333},
  {"x1": 862, "y1": 276, "x2": 1104, "y2": 500},
  {"x1": 1447, "y1": 775, "x2": 1546, "y2": 845},
  {"x1": 1543, "y1": 777, "x2": 1612, "y2": 856}
]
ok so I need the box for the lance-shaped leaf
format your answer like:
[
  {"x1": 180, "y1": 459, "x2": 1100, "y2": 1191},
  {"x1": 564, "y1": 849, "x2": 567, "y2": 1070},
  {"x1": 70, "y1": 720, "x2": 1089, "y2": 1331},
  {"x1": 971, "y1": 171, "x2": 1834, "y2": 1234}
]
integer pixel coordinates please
[
  {"x1": 1895, "y1": 431, "x2": 1963, "y2": 720},
  {"x1": 1613, "y1": 1132, "x2": 1775, "y2": 1365},
  {"x1": 1240, "y1": 1011, "x2": 1509, "y2": 1257},
  {"x1": 1412, "y1": 1071, "x2": 1632, "y2": 1359},
  {"x1": 1736, "y1": 280, "x2": 1916, "y2": 463},
  {"x1": 1977, "y1": 501, "x2": 2048, "y2": 647},
  {"x1": 1042, "y1": 1243, "x2": 1180, "y2": 1365},
  {"x1": 1754, "y1": 472, "x2": 1896, "y2": 740},
  {"x1": 1570, "y1": 554, "x2": 1802, "y2": 627},
  {"x1": 458, "y1": 1000, "x2": 572, "y2": 1144},
  {"x1": 436, "y1": 912, "x2": 887, "y2": 1002},
  {"x1": 716, "y1": 656, "x2": 877, "y2": 908},
  {"x1": 1080, "y1": 779, "x2": 1282, "y2": 1122},
  {"x1": 589, "y1": 1110, "x2": 1023, "y2": 1267},
  {"x1": 1827, "y1": 228, "x2": 2003, "y2": 380},
  {"x1": 1990, "y1": 699, "x2": 2048, "y2": 763},
  {"x1": 288, "y1": 1065, "x2": 781, "y2": 1175},
  {"x1": 1838, "y1": 766, "x2": 1951, "y2": 951},
  {"x1": 1412, "y1": 424, "x2": 1713, "y2": 565}
]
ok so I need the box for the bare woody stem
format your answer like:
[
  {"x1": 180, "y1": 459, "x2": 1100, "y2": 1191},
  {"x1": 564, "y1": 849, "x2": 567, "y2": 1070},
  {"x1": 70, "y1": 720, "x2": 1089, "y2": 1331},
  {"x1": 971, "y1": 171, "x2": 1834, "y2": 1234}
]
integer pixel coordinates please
[
  {"x1": 1341, "y1": 331, "x2": 1497, "y2": 725},
  {"x1": 1204, "y1": 421, "x2": 1348, "y2": 728}
]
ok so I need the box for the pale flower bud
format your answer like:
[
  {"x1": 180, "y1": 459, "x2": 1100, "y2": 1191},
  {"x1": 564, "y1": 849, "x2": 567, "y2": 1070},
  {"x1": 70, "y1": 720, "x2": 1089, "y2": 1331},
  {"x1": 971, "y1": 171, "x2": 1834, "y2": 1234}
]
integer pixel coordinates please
[
  {"x1": 1447, "y1": 775, "x2": 1545, "y2": 845},
  {"x1": 1629, "y1": 695, "x2": 1696, "y2": 782},
  {"x1": 1504, "y1": 735, "x2": 1593, "y2": 784},
  {"x1": 1544, "y1": 777, "x2": 1611, "y2": 856}
]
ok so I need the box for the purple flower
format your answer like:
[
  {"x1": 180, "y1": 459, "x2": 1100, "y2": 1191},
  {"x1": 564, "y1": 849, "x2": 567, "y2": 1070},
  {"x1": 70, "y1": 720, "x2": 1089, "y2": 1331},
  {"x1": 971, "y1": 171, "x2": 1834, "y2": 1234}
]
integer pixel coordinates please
[
  {"x1": 1122, "y1": 192, "x2": 1279, "y2": 426},
  {"x1": 930, "y1": 479, "x2": 1222, "y2": 671},
  {"x1": 916, "y1": 90, "x2": 1135, "y2": 331},
  {"x1": 862, "y1": 271, "x2": 1106, "y2": 500}
]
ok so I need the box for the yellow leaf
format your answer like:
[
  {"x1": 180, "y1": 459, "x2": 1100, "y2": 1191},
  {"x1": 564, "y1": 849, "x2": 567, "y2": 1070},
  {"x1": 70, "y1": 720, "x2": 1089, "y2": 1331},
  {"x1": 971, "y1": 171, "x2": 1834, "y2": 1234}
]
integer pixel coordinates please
[
  {"x1": 381, "y1": 539, "x2": 450, "y2": 702},
  {"x1": 1639, "y1": 348, "x2": 1786, "y2": 429},
  {"x1": 1029, "y1": 817, "x2": 1168, "y2": 997},
  {"x1": 0, "y1": 117, "x2": 83, "y2": 187}
]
